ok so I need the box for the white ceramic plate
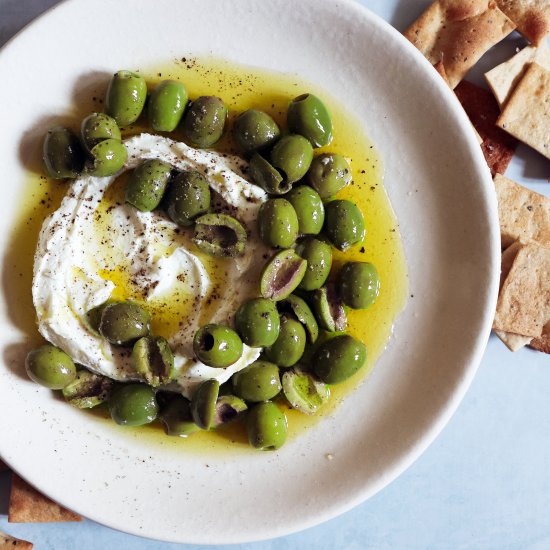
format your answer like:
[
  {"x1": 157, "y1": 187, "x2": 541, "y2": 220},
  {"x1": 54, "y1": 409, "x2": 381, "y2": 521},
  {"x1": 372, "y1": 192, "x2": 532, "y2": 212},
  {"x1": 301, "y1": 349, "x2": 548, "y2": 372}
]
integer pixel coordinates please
[{"x1": 0, "y1": 0, "x2": 499, "y2": 544}]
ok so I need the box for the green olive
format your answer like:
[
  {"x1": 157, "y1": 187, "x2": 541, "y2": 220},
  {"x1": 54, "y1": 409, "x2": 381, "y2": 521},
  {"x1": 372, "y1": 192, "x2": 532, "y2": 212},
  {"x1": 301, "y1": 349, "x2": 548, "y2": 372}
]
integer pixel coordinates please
[
  {"x1": 158, "y1": 393, "x2": 200, "y2": 437},
  {"x1": 43, "y1": 126, "x2": 85, "y2": 179},
  {"x1": 213, "y1": 395, "x2": 247, "y2": 427},
  {"x1": 310, "y1": 285, "x2": 348, "y2": 332},
  {"x1": 105, "y1": 70, "x2": 147, "y2": 128},
  {"x1": 247, "y1": 401, "x2": 287, "y2": 451},
  {"x1": 249, "y1": 154, "x2": 290, "y2": 195},
  {"x1": 258, "y1": 198, "x2": 299, "y2": 248},
  {"x1": 235, "y1": 298, "x2": 280, "y2": 347},
  {"x1": 270, "y1": 134, "x2": 313, "y2": 184},
  {"x1": 182, "y1": 96, "x2": 227, "y2": 148},
  {"x1": 125, "y1": 159, "x2": 173, "y2": 212},
  {"x1": 338, "y1": 262, "x2": 380, "y2": 309},
  {"x1": 231, "y1": 360, "x2": 282, "y2": 402},
  {"x1": 109, "y1": 383, "x2": 158, "y2": 426},
  {"x1": 193, "y1": 213, "x2": 247, "y2": 257},
  {"x1": 285, "y1": 185, "x2": 325, "y2": 235},
  {"x1": 313, "y1": 334, "x2": 367, "y2": 384},
  {"x1": 81, "y1": 112, "x2": 121, "y2": 153},
  {"x1": 260, "y1": 249, "x2": 307, "y2": 301},
  {"x1": 282, "y1": 367, "x2": 330, "y2": 414},
  {"x1": 233, "y1": 109, "x2": 280, "y2": 154},
  {"x1": 25, "y1": 345, "x2": 76, "y2": 389},
  {"x1": 287, "y1": 94, "x2": 333, "y2": 148},
  {"x1": 264, "y1": 315, "x2": 306, "y2": 368},
  {"x1": 295, "y1": 237, "x2": 332, "y2": 291},
  {"x1": 132, "y1": 336, "x2": 175, "y2": 387},
  {"x1": 278, "y1": 294, "x2": 318, "y2": 343},
  {"x1": 62, "y1": 369, "x2": 114, "y2": 408},
  {"x1": 323, "y1": 200, "x2": 365, "y2": 251},
  {"x1": 86, "y1": 299, "x2": 120, "y2": 333},
  {"x1": 164, "y1": 170, "x2": 211, "y2": 226},
  {"x1": 148, "y1": 79, "x2": 188, "y2": 132},
  {"x1": 307, "y1": 154, "x2": 352, "y2": 198},
  {"x1": 88, "y1": 138, "x2": 128, "y2": 177},
  {"x1": 193, "y1": 324, "x2": 243, "y2": 368},
  {"x1": 191, "y1": 379, "x2": 220, "y2": 429},
  {"x1": 99, "y1": 301, "x2": 151, "y2": 346}
]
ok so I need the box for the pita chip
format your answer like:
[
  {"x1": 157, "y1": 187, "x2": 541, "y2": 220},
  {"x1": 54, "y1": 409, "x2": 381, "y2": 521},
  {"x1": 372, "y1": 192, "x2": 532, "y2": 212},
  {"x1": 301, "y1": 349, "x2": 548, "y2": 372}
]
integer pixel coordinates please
[
  {"x1": 494, "y1": 330, "x2": 533, "y2": 351},
  {"x1": 455, "y1": 81, "x2": 518, "y2": 175},
  {"x1": 494, "y1": 174, "x2": 550, "y2": 249},
  {"x1": 497, "y1": 62, "x2": 550, "y2": 160},
  {"x1": 496, "y1": 0, "x2": 550, "y2": 45},
  {"x1": 485, "y1": 42, "x2": 550, "y2": 107},
  {"x1": 404, "y1": 0, "x2": 516, "y2": 88},
  {"x1": 0, "y1": 531, "x2": 33, "y2": 550},
  {"x1": 530, "y1": 321, "x2": 550, "y2": 352},
  {"x1": 493, "y1": 242, "x2": 550, "y2": 337},
  {"x1": 9, "y1": 474, "x2": 82, "y2": 523}
]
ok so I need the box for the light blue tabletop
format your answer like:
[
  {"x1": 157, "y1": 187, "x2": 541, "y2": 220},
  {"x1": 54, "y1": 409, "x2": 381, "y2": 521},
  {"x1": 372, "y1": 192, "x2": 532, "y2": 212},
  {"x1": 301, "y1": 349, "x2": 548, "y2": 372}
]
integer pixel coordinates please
[{"x1": 1, "y1": 1, "x2": 549, "y2": 549}]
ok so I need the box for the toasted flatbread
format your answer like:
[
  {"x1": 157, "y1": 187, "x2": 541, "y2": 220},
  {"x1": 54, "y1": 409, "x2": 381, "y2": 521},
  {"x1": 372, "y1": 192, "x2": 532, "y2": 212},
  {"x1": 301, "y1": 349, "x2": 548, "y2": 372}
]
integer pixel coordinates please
[
  {"x1": 404, "y1": 1, "x2": 516, "y2": 88},
  {"x1": 455, "y1": 81, "x2": 518, "y2": 175},
  {"x1": 496, "y1": 0, "x2": 550, "y2": 45},
  {"x1": 9, "y1": 474, "x2": 82, "y2": 523},
  {"x1": 485, "y1": 42, "x2": 550, "y2": 107},
  {"x1": 493, "y1": 242, "x2": 550, "y2": 337},
  {"x1": 0, "y1": 531, "x2": 33, "y2": 550},
  {"x1": 494, "y1": 330, "x2": 533, "y2": 351},
  {"x1": 530, "y1": 331, "x2": 550, "y2": 353},
  {"x1": 494, "y1": 174, "x2": 550, "y2": 249},
  {"x1": 497, "y1": 62, "x2": 550, "y2": 160}
]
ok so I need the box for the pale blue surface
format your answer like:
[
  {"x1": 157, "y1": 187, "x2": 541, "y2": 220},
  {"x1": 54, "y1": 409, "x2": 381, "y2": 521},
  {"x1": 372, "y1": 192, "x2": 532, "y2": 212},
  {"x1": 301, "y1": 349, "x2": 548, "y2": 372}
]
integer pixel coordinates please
[{"x1": 1, "y1": 1, "x2": 549, "y2": 549}]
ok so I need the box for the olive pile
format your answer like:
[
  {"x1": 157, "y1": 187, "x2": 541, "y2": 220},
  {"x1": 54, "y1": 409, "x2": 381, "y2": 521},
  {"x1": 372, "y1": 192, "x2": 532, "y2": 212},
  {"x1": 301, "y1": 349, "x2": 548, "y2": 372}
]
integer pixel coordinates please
[{"x1": 29, "y1": 69, "x2": 382, "y2": 451}]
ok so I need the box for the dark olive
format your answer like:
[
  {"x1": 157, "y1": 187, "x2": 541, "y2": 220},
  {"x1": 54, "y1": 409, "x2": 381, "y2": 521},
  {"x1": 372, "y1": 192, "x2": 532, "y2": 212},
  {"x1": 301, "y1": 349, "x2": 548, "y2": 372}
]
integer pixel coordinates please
[
  {"x1": 165, "y1": 170, "x2": 210, "y2": 226},
  {"x1": 286, "y1": 185, "x2": 325, "y2": 235},
  {"x1": 233, "y1": 110, "x2": 280, "y2": 154},
  {"x1": 287, "y1": 94, "x2": 333, "y2": 147},
  {"x1": 193, "y1": 324, "x2": 243, "y2": 368},
  {"x1": 313, "y1": 334, "x2": 367, "y2": 384},
  {"x1": 125, "y1": 159, "x2": 173, "y2": 212},
  {"x1": 109, "y1": 383, "x2": 158, "y2": 426},
  {"x1": 247, "y1": 401, "x2": 287, "y2": 450},
  {"x1": 338, "y1": 262, "x2": 380, "y2": 309},
  {"x1": 270, "y1": 134, "x2": 313, "y2": 184},
  {"x1": 295, "y1": 237, "x2": 332, "y2": 291},
  {"x1": 43, "y1": 126, "x2": 85, "y2": 179},
  {"x1": 323, "y1": 199, "x2": 365, "y2": 250},
  {"x1": 105, "y1": 70, "x2": 147, "y2": 128},
  {"x1": 193, "y1": 213, "x2": 247, "y2": 257},
  {"x1": 99, "y1": 301, "x2": 151, "y2": 346},
  {"x1": 264, "y1": 315, "x2": 306, "y2": 368},
  {"x1": 148, "y1": 79, "x2": 188, "y2": 132},
  {"x1": 307, "y1": 154, "x2": 352, "y2": 198},
  {"x1": 258, "y1": 198, "x2": 299, "y2": 248},
  {"x1": 235, "y1": 298, "x2": 280, "y2": 347},
  {"x1": 81, "y1": 113, "x2": 121, "y2": 153},
  {"x1": 25, "y1": 345, "x2": 76, "y2": 389},
  {"x1": 182, "y1": 96, "x2": 227, "y2": 148}
]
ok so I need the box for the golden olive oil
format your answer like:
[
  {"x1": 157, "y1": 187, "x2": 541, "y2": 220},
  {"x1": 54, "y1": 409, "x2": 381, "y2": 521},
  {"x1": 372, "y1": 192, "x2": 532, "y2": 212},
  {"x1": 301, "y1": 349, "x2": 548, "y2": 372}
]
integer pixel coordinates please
[{"x1": 11, "y1": 57, "x2": 407, "y2": 454}]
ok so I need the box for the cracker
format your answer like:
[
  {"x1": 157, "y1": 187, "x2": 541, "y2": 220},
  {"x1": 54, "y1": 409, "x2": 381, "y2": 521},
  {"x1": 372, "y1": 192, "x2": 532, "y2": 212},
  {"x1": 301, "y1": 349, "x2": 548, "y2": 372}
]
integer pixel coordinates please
[
  {"x1": 485, "y1": 42, "x2": 550, "y2": 107},
  {"x1": 496, "y1": 0, "x2": 550, "y2": 45},
  {"x1": 495, "y1": 174, "x2": 550, "y2": 249},
  {"x1": 455, "y1": 81, "x2": 518, "y2": 175},
  {"x1": 497, "y1": 62, "x2": 550, "y2": 160},
  {"x1": 404, "y1": 1, "x2": 516, "y2": 88},
  {"x1": 494, "y1": 330, "x2": 533, "y2": 351},
  {"x1": 500, "y1": 240, "x2": 523, "y2": 286},
  {"x1": 493, "y1": 242, "x2": 550, "y2": 337},
  {"x1": 0, "y1": 531, "x2": 33, "y2": 550},
  {"x1": 9, "y1": 474, "x2": 82, "y2": 523}
]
